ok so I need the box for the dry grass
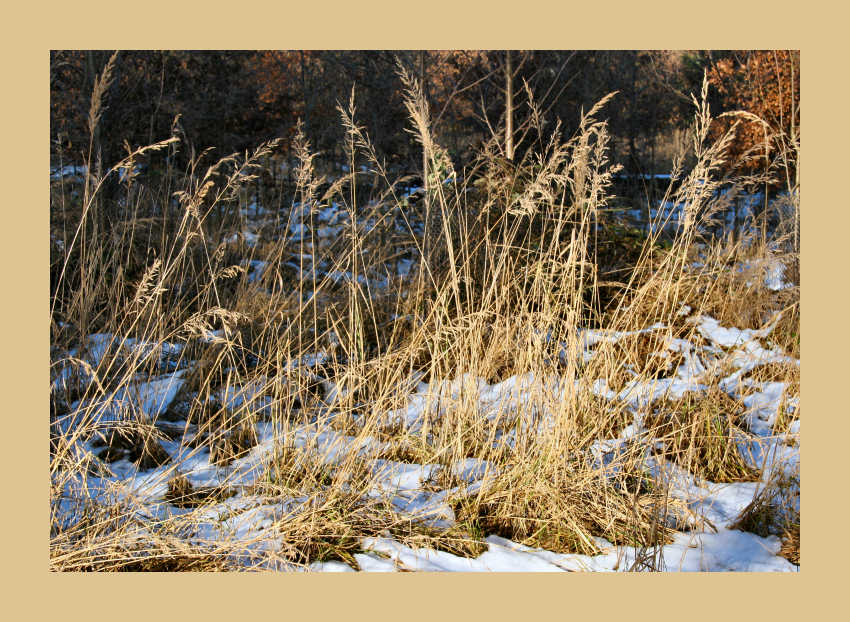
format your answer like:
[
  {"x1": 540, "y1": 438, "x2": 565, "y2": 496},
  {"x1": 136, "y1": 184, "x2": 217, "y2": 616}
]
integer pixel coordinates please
[
  {"x1": 643, "y1": 388, "x2": 758, "y2": 483},
  {"x1": 742, "y1": 361, "x2": 800, "y2": 395},
  {"x1": 91, "y1": 423, "x2": 171, "y2": 470},
  {"x1": 66, "y1": 548, "x2": 232, "y2": 572},
  {"x1": 208, "y1": 422, "x2": 259, "y2": 467},
  {"x1": 732, "y1": 469, "x2": 800, "y2": 566},
  {"x1": 392, "y1": 522, "x2": 488, "y2": 559},
  {"x1": 780, "y1": 522, "x2": 800, "y2": 566},
  {"x1": 164, "y1": 473, "x2": 235, "y2": 508},
  {"x1": 50, "y1": 70, "x2": 799, "y2": 571},
  {"x1": 450, "y1": 453, "x2": 685, "y2": 556},
  {"x1": 592, "y1": 330, "x2": 687, "y2": 392}
]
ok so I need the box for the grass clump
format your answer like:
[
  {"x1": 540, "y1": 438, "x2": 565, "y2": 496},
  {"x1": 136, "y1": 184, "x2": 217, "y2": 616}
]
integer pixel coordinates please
[
  {"x1": 450, "y1": 453, "x2": 680, "y2": 556},
  {"x1": 92, "y1": 423, "x2": 171, "y2": 470},
  {"x1": 164, "y1": 473, "x2": 235, "y2": 508},
  {"x1": 591, "y1": 330, "x2": 687, "y2": 393},
  {"x1": 391, "y1": 522, "x2": 488, "y2": 559},
  {"x1": 58, "y1": 534, "x2": 233, "y2": 572},
  {"x1": 208, "y1": 422, "x2": 259, "y2": 467},
  {"x1": 741, "y1": 361, "x2": 799, "y2": 394},
  {"x1": 732, "y1": 470, "x2": 800, "y2": 566},
  {"x1": 276, "y1": 494, "x2": 396, "y2": 569},
  {"x1": 643, "y1": 387, "x2": 758, "y2": 483},
  {"x1": 569, "y1": 392, "x2": 634, "y2": 443}
]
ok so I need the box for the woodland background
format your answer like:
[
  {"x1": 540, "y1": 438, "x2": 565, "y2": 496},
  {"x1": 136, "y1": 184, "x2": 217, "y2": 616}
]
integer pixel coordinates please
[{"x1": 50, "y1": 50, "x2": 799, "y2": 207}]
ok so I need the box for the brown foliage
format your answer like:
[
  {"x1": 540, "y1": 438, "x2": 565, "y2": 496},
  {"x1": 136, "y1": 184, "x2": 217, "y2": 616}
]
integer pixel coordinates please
[{"x1": 708, "y1": 51, "x2": 800, "y2": 179}]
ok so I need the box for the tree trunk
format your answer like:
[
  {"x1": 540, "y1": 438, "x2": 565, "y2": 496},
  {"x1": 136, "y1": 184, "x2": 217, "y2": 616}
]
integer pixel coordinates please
[
  {"x1": 300, "y1": 51, "x2": 310, "y2": 137},
  {"x1": 505, "y1": 50, "x2": 514, "y2": 161},
  {"x1": 420, "y1": 50, "x2": 433, "y2": 270}
]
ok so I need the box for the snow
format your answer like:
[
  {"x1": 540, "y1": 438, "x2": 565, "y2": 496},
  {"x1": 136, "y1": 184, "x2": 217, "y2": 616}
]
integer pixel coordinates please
[
  {"x1": 763, "y1": 260, "x2": 794, "y2": 291},
  {"x1": 357, "y1": 529, "x2": 795, "y2": 572},
  {"x1": 52, "y1": 309, "x2": 799, "y2": 572},
  {"x1": 55, "y1": 370, "x2": 187, "y2": 436},
  {"x1": 616, "y1": 187, "x2": 795, "y2": 243},
  {"x1": 245, "y1": 260, "x2": 267, "y2": 283},
  {"x1": 225, "y1": 230, "x2": 259, "y2": 246},
  {"x1": 50, "y1": 164, "x2": 87, "y2": 180},
  {"x1": 352, "y1": 552, "x2": 397, "y2": 572}
]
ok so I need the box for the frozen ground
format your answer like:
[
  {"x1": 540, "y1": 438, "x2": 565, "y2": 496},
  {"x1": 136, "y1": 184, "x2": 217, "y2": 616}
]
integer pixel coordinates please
[
  {"x1": 50, "y1": 187, "x2": 799, "y2": 572},
  {"x1": 51, "y1": 305, "x2": 799, "y2": 572}
]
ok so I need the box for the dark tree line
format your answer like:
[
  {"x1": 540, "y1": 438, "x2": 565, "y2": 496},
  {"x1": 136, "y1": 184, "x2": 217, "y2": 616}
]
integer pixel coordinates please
[{"x1": 50, "y1": 50, "x2": 798, "y2": 189}]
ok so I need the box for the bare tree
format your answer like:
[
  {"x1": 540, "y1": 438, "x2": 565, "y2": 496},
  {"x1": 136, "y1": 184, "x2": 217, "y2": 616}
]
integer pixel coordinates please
[{"x1": 505, "y1": 50, "x2": 514, "y2": 161}]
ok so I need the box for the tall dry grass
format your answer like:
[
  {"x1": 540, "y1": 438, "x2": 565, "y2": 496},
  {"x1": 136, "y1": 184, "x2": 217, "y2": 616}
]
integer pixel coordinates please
[{"x1": 49, "y1": 66, "x2": 800, "y2": 571}]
